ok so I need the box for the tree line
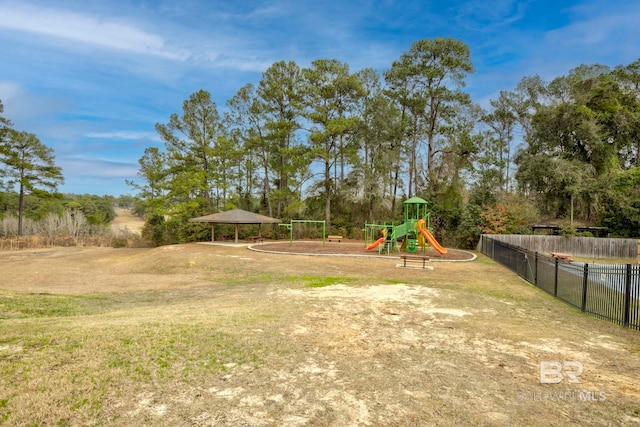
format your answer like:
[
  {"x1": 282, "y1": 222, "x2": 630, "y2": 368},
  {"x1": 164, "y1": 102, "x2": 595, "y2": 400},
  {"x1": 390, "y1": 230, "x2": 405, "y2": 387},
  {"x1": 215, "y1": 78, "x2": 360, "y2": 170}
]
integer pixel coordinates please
[
  {"x1": 2, "y1": 37, "x2": 639, "y2": 247},
  {"x1": 130, "y1": 38, "x2": 640, "y2": 247}
]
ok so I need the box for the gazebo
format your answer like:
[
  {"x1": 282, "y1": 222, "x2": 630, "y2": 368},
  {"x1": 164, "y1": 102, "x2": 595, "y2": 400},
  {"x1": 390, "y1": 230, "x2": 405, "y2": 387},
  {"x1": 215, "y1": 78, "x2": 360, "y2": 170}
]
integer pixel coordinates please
[{"x1": 189, "y1": 208, "x2": 281, "y2": 243}]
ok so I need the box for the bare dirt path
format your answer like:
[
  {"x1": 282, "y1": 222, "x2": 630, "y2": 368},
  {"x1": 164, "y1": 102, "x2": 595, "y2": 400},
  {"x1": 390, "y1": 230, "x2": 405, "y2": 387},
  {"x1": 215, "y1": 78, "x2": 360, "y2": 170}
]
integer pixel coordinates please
[
  {"x1": 110, "y1": 208, "x2": 145, "y2": 235},
  {"x1": 0, "y1": 243, "x2": 639, "y2": 426}
]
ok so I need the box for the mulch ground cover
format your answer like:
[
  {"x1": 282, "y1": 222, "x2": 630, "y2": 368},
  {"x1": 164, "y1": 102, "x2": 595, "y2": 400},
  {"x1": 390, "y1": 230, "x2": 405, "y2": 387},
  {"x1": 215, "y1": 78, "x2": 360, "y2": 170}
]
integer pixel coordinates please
[{"x1": 253, "y1": 240, "x2": 475, "y2": 261}]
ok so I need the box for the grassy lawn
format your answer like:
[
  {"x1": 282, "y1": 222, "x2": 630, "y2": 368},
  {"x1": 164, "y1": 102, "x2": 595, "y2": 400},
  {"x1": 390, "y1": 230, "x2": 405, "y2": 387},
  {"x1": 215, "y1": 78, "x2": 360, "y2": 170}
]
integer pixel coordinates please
[{"x1": 0, "y1": 243, "x2": 639, "y2": 426}]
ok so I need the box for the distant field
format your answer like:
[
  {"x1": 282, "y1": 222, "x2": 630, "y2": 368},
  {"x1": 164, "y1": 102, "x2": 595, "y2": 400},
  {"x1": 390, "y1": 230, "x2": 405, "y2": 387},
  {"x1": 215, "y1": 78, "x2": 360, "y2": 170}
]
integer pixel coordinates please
[
  {"x1": 110, "y1": 208, "x2": 145, "y2": 235},
  {"x1": 0, "y1": 243, "x2": 639, "y2": 426}
]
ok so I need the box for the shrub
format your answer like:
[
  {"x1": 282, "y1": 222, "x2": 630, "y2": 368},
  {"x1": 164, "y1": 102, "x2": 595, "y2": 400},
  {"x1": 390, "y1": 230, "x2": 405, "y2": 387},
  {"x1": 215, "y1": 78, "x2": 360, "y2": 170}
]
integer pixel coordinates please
[{"x1": 112, "y1": 238, "x2": 128, "y2": 248}]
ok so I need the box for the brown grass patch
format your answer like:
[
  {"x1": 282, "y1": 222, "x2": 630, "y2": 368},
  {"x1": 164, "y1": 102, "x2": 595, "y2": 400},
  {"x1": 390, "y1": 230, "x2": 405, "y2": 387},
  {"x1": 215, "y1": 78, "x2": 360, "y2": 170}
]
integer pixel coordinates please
[{"x1": 0, "y1": 243, "x2": 639, "y2": 426}]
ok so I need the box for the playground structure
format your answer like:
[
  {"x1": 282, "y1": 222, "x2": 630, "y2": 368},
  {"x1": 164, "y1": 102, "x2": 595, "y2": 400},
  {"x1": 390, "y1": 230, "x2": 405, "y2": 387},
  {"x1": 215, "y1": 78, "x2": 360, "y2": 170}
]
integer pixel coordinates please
[{"x1": 364, "y1": 197, "x2": 448, "y2": 255}]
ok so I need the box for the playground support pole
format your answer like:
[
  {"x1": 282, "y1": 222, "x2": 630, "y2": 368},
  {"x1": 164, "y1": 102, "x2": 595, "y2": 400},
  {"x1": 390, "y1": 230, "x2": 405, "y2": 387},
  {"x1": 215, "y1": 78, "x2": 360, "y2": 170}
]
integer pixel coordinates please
[
  {"x1": 282, "y1": 220, "x2": 326, "y2": 246},
  {"x1": 277, "y1": 223, "x2": 293, "y2": 246},
  {"x1": 322, "y1": 221, "x2": 326, "y2": 247}
]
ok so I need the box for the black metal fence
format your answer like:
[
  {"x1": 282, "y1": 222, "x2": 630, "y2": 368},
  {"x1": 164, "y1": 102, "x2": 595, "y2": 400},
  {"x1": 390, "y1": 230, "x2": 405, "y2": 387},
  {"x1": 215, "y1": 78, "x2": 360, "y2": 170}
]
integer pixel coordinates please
[{"x1": 481, "y1": 235, "x2": 640, "y2": 330}]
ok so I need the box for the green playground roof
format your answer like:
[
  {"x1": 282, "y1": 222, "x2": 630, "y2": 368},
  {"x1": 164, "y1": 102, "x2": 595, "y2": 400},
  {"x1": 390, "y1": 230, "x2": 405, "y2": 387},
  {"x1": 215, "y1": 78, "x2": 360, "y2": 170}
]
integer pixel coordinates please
[{"x1": 403, "y1": 196, "x2": 428, "y2": 205}]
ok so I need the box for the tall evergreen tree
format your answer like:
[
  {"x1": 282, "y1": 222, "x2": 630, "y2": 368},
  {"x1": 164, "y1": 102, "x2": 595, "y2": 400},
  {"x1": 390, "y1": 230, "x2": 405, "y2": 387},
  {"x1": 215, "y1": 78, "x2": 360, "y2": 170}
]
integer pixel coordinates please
[
  {"x1": 126, "y1": 147, "x2": 167, "y2": 214},
  {"x1": 385, "y1": 38, "x2": 474, "y2": 196},
  {"x1": 155, "y1": 90, "x2": 229, "y2": 213},
  {"x1": 301, "y1": 59, "x2": 364, "y2": 231},
  {"x1": 482, "y1": 93, "x2": 517, "y2": 192},
  {"x1": 352, "y1": 68, "x2": 402, "y2": 219},
  {"x1": 0, "y1": 129, "x2": 63, "y2": 235},
  {"x1": 257, "y1": 61, "x2": 309, "y2": 218},
  {"x1": 226, "y1": 84, "x2": 270, "y2": 213}
]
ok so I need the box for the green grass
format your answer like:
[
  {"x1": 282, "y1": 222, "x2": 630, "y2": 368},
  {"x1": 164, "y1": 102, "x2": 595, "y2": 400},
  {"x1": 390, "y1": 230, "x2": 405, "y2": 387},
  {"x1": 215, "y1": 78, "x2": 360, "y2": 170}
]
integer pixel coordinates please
[
  {"x1": 204, "y1": 266, "x2": 352, "y2": 288},
  {"x1": 0, "y1": 292, "x2": 111, "y2": 319},
  {"x1": 284, "y1": 275, "x2": 355, "y2": 288},
  {"x1": 0, "y1": 397, "x2": 9, "y2": 423},
  {"x1": 101, "y1": 323, "x2": 264, "y2": 381},
  {"x1": 0, "y1": 292, "x2": 276, "y2": 425},
  {"x1": 0, "y1": 289, "x2": 201, "y2": 319}
]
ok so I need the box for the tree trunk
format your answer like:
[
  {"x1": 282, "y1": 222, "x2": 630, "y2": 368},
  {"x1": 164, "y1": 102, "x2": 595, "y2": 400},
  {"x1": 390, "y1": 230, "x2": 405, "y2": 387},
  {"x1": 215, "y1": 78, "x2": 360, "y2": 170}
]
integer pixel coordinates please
[
  {"x1": 18, "y1": 182, "x2": 24, "y2": 237},
  {"x1": 391, "y1": 166, "x2": 399, "y2": 214},
  {"x1": 263, "y1": 156, "x2": 272, "y2": 217},
  {"x1": 325, "y1": 158, "x2": 331, "y2": 231}
]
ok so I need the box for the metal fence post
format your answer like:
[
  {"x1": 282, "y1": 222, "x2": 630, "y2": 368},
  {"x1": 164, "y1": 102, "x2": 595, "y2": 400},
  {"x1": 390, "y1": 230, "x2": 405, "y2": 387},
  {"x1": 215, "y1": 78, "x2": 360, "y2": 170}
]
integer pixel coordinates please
[
  {"x1": 623, "y1": 264, "x2": 632, "y2": 327},
  {"x1": 554, "y1": 257, "x2": 559, "y2": 297},
  {"x1": 534, "y1": 252, "x2": 538, "y2": 286},
  {"x1": 581, "y1": 263, "x2": 589, "y2": 312}
]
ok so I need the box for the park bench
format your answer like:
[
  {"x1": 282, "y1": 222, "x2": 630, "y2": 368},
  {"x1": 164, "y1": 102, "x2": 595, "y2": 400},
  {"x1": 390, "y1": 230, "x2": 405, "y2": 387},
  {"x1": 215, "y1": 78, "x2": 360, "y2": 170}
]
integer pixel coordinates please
[
  {"x1": 550, "y1": 252, "x2": 573, "y2": 262},
  {"x1": 246, "y1": 235, "x2": 263, "y2": 243},
  {"x1": 327, "y1": 235, "x2": 343, "y2": 242},
  {"x1": 400, "y1": 254, "x2": 430, "y2": 269}
]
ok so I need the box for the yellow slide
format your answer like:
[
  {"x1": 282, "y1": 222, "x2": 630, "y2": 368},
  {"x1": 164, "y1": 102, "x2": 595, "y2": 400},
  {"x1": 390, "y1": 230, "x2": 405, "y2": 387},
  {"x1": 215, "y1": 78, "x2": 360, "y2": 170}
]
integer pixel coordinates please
[{"x1": 417, "y1": 220, "x2": 447, "y2": 255}]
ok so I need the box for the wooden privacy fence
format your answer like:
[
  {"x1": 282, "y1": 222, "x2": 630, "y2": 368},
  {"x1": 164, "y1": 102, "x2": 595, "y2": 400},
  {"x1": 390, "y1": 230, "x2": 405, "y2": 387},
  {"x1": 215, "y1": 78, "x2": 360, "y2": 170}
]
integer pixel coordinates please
[
  {"x1": 481, "y1": 235, "x2": 640, "y2": 330},
  {"x1": 483, "y1": 234, "x2": 639, "y2": 260}
]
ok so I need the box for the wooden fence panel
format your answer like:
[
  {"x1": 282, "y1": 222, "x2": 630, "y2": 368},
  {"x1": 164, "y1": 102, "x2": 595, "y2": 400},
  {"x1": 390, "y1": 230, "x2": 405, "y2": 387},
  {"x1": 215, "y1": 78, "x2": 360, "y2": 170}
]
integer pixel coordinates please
[{"x1": 484, "y1": 235, "x2": 639, "y2": 260}]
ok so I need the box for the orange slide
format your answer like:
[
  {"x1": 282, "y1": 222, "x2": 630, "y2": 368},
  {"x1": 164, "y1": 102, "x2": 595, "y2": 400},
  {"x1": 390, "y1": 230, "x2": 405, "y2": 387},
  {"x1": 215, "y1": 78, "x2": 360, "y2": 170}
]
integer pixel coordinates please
[
  {"x1": 366, "y1": 237, "x2": 385, "y2": 250},
  {"x1": 417, "y1": 220, "x2": 447, "y2": 255}
]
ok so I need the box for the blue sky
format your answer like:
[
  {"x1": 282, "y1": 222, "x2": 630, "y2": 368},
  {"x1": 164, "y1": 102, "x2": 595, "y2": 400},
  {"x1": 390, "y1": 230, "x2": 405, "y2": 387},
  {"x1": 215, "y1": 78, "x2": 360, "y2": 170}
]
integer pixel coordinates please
[{"x1": 0, "y1": 0, "x2": 638, "y2": 197}]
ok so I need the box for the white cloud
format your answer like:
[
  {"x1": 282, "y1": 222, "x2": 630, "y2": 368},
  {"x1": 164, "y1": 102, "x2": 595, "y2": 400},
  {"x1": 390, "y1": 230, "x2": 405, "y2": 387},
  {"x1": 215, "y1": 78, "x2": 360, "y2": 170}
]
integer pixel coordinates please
[
  {"x1": 0, "y1": 80, "x2": 23, "y2": 102},
  {"x1": 85, "y1": 131, "x2": 161, "y2": 141},
  {"x1": 453, "y1": 0, "x2": 527, "y2": 31},
  {"x1": 0, "y1": 2, "x2": 188, "y2": 60},
  {"x1": 544, "y1": 8, "x2": 640, "y2": 58},
  {"x1": 60, "y1": 156, "x2": 139, "y2": 178},
  {"x1": 207, "y1": 55, "x2": 275, "y2": 72},
  {"x1": 0, "y1": 82, "x2": 71, "y2": 125}
]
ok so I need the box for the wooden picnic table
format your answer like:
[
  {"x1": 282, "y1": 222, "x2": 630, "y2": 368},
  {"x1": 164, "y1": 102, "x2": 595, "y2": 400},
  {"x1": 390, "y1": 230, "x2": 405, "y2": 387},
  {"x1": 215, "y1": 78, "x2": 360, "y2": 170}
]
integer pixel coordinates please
[{"x1": 551, "y1": 252, "x2": 573, "y2": 262}]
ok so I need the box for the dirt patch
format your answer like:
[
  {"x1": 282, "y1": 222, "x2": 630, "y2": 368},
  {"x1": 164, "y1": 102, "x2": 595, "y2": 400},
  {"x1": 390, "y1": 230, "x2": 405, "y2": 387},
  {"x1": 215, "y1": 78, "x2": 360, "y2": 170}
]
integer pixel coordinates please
[{"x1": 253, "y1": 240, "x2": 475, "y2": 261}]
